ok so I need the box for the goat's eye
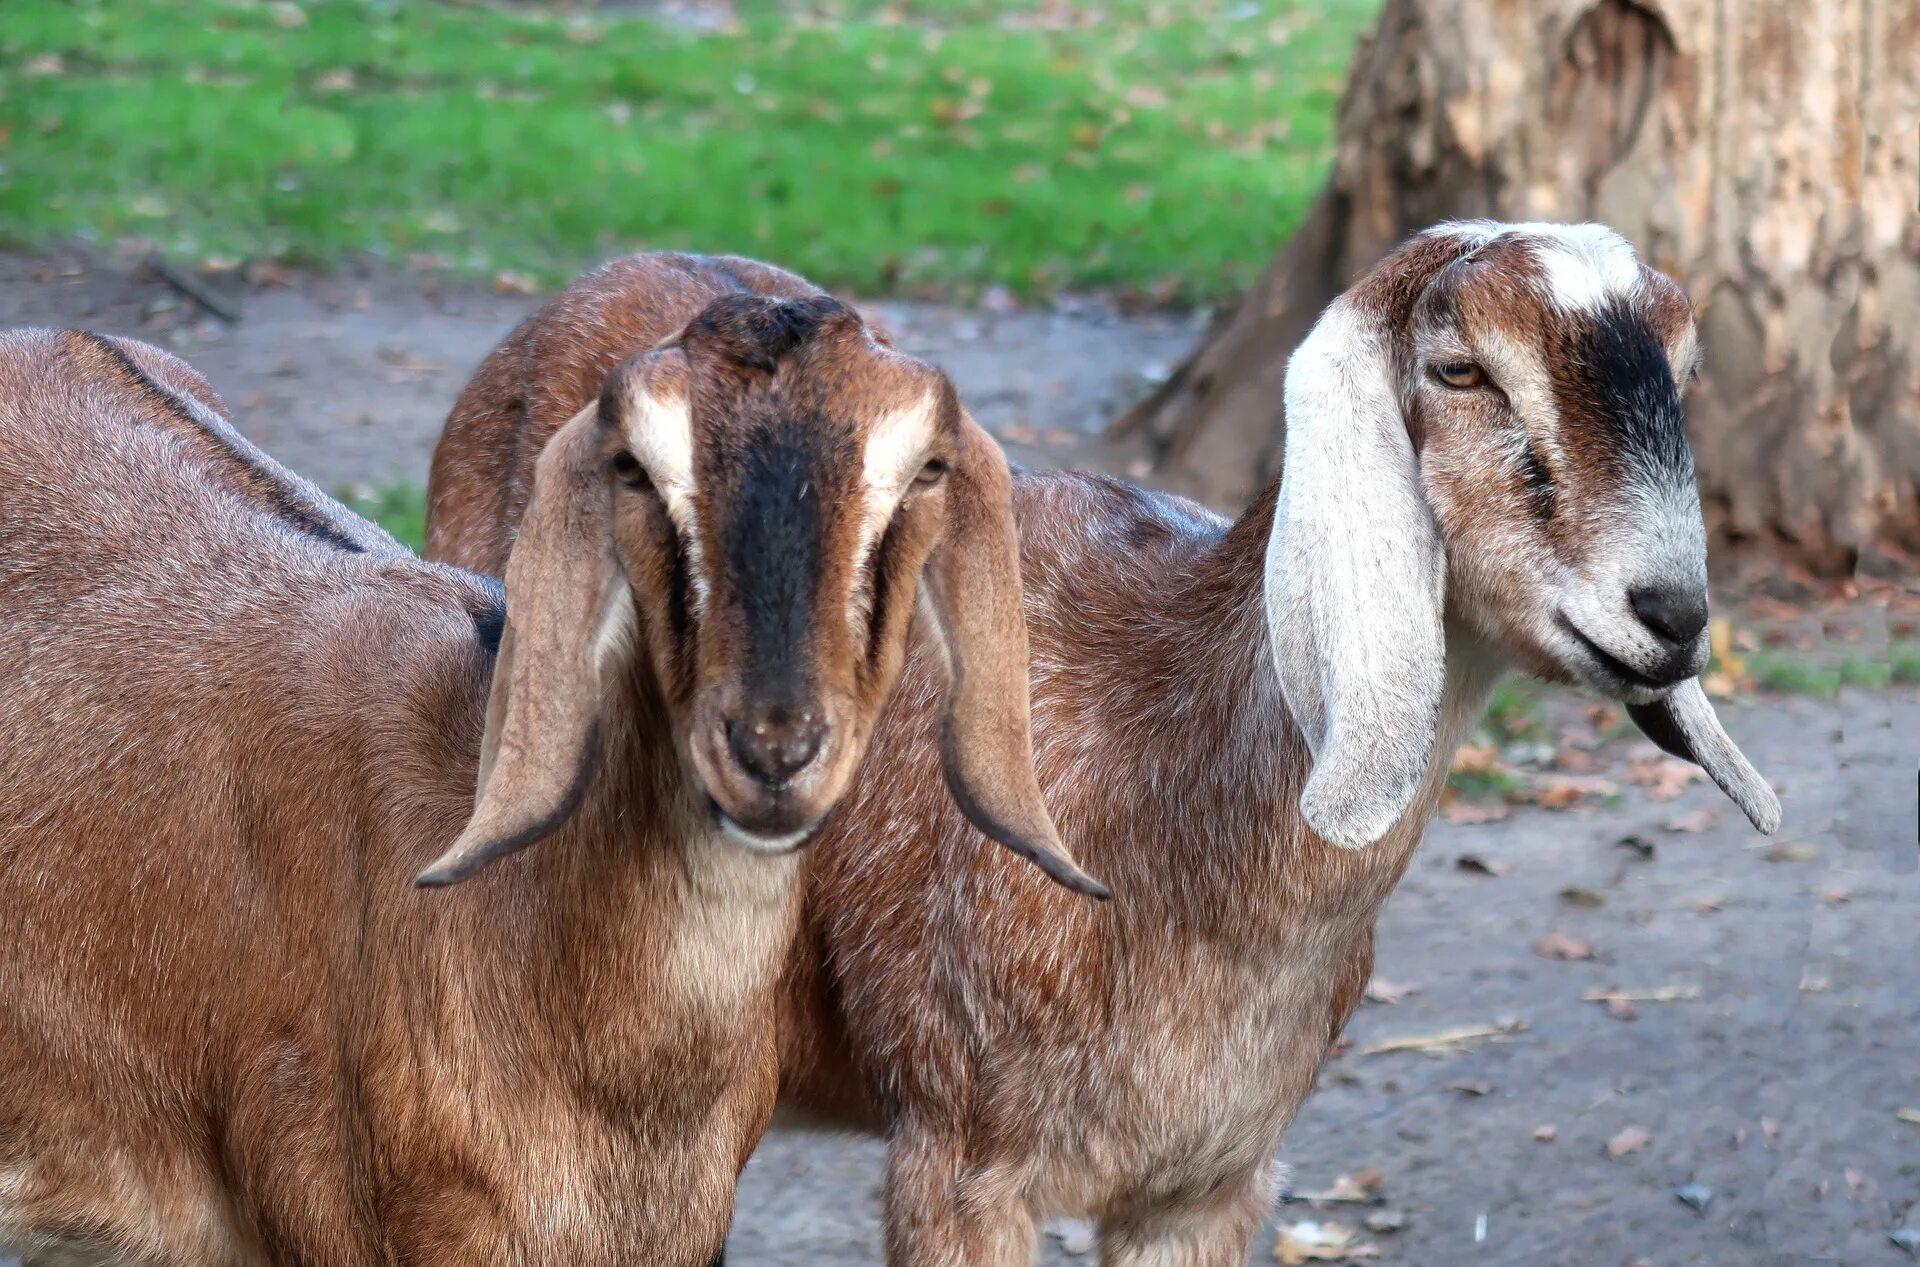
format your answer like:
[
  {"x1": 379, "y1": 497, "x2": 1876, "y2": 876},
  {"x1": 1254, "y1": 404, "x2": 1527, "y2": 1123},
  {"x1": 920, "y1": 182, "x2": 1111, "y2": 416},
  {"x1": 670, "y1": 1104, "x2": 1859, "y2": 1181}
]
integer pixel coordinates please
[
  {"x1": 611, "y1": 449, "x2": 654, "y2": 493},
  {"x1": 1432, "y1": 361, "x2": 1485, "y2": 390},
  {"x1": 914, "y1": 458, "x2": 949, "y2": 486}
]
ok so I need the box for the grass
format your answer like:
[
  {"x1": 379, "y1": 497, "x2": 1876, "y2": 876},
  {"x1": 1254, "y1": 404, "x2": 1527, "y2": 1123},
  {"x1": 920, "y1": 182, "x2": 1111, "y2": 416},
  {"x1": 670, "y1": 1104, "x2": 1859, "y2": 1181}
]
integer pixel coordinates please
[
  {"x1": 1744, "y1": 645, "x2": 1920, "y2": 697},
  {"x1": 340, "y1": 479, "x2": 426, "y2": 554},
  {"x1": 0, "y1": 0, "x2": 1378, "y2": 301}
]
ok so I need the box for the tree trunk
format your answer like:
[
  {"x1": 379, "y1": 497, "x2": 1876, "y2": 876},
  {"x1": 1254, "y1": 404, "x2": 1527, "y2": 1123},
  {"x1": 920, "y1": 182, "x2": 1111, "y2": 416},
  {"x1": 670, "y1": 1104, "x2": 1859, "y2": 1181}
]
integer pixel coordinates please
[{"x1": 1117, "y1": 0, "x2": 1920, "y2": 573}]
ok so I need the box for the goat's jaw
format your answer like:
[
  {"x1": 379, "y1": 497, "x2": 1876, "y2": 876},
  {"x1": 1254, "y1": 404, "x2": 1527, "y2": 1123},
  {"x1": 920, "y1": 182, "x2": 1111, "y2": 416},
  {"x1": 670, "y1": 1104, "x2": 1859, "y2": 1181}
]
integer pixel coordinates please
[{"x1": 711, "y1": 805, "x2": 820, "y2": 855}]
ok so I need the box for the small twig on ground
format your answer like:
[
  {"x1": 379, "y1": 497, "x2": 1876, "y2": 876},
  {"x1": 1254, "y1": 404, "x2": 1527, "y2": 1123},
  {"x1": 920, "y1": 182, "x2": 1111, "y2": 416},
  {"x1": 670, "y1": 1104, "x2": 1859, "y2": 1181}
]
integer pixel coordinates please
[{"x1": 145, "y1": 255, "x2": 244, "y2": 324}]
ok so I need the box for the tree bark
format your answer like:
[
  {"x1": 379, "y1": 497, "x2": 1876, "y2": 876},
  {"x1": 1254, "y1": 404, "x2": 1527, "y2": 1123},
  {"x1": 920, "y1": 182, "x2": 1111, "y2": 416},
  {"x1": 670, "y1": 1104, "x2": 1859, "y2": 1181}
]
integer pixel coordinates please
[{"x1": 1116, "y1": 0, "x2": 1920, "y2": 572}]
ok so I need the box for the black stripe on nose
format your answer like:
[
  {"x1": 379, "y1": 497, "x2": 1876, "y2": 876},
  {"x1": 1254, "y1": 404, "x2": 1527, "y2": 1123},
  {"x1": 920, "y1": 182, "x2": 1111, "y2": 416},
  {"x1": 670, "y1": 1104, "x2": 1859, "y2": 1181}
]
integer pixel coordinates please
[{"x1": 726, "y1": 418, "x2": 825, "y2": 702}]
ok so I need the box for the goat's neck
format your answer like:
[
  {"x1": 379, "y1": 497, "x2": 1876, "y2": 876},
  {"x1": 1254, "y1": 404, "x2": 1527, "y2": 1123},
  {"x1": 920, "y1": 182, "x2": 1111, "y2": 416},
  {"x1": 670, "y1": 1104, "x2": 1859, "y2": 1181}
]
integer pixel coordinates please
[
  {"x1": 1102, "y1": 487, "x2": 1502, "y2": 921},
  {"x1": 408, "y1": 660, "x2": 799, "y2": 1087}
]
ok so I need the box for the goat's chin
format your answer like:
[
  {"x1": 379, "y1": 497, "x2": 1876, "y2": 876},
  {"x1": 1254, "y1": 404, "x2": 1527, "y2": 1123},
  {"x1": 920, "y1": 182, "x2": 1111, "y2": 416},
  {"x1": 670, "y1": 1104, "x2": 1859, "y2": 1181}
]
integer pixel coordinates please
[{"x1": 706, "y1": 797, "x2": 822, "y2": 854}]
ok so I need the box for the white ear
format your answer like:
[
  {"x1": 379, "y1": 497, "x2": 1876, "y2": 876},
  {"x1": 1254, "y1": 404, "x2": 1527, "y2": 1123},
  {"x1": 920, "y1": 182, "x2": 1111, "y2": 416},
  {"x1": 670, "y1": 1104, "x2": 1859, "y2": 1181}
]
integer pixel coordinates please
[{"x1": 1265, "y1": 297, "x2": 1447, "y2": 849}]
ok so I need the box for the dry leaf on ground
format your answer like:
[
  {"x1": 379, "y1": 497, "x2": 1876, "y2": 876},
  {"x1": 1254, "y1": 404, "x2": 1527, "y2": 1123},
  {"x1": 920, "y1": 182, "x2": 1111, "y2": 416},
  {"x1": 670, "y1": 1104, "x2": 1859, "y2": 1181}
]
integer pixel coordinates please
[
  {"x1": 1535, "y1": 931, "x2": 1597, "y2": 961},
  {"x1": 1607, "y1": 1125, "x2": 1652, "y2": 1158},
  {"x1": 1626, "y1": 754, "x2": 1703, "y2": 800},
  {"x1": 1665, "y1": 807, "x2": 1722, "y2": 833},
  {"x1": 1896, "y1": 1108, "x2": 1920, "y2": 1125},
  {"x1": 1584, "y1": 986, "x2": 1702, "y2": 1004},
  {"x1": 1363, "y1": 978, "x2": 1422, "y2": 1005},
  {"x1": 1533, "y1": 1124, "x2": 1557, "y2": 1142},
  {"x1": 1273, "y1": 1221, "x2": 1380, "y2": 1265},
  {"x1": 1456, "y1": 854, "x2": 1511, "y2": 877},
  {"x1": 1443, "y1": 800, "x2": 1511, "y2": 825}
]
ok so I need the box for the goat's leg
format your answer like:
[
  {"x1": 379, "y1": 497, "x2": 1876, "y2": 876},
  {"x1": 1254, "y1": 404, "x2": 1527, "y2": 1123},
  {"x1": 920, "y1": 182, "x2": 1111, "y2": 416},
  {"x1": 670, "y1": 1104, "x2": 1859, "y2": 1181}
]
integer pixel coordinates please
[
  {"x1": 1097, "y1": 1164, "x2": 1277, "y2": 1267},
  {"x1": 883, "y1": 1127, "x2": 1036, "y2": 1267}
]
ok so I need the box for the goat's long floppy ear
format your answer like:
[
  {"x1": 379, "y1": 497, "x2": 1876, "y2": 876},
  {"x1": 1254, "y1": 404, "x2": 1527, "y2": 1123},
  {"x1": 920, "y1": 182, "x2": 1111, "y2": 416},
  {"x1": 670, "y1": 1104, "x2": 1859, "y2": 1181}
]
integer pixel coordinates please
[
  {"x1": 1265, "y1": 297, "x2": 1448, "y2": 850},
  {"x1": 921, "y1": 410, "x2": 1108, "y2": 899},
  {"x1": 1628, "y1": 681, "x2": 1780, "y2": 833},
  {"x1": 416, "y1": 405, "x2": 630, "y2": 887}
]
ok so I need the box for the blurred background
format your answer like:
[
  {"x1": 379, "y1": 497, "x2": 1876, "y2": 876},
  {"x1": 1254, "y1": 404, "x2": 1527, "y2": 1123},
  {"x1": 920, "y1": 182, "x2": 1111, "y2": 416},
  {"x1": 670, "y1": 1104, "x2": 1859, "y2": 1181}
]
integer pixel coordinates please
[{"x1": 2, "y1": 1, "x2": 1916, "y2": 1263}]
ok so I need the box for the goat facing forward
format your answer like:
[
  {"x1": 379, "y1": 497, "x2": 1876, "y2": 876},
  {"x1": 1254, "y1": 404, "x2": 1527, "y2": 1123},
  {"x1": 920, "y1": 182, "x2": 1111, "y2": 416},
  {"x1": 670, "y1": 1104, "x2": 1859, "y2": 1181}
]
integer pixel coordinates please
[{"x1": 0, "y1": 306, "x2": 1085, "y2": 1267}]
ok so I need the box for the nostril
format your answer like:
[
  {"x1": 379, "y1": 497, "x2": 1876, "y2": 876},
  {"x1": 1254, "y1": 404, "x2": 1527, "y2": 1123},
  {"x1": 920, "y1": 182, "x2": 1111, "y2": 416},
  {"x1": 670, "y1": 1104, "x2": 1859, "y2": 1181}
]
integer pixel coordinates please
[
  {"x1": 1629, "y1": 585, "x2": 1708, "y2": 647},
  {"x1": 725, "y1": 709, "x2": 824, "y2": 787}
]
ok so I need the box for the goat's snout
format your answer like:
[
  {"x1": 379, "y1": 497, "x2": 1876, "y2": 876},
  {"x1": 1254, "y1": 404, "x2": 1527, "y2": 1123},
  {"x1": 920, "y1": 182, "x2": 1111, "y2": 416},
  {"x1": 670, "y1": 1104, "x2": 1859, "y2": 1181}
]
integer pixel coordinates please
[
  {"x1": 726, "y1": 707, "x2": 824, "y2": 789},
  {"x1": 1629, "y1": 583, "x2": 1708, "y2": 651}
]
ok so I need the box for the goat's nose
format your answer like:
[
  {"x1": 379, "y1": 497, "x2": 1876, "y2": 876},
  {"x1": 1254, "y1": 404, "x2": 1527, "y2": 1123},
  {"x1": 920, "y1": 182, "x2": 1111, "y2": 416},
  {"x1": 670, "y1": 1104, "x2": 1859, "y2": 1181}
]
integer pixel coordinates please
[
  {"x1": 1629, "y1": 585, "x2": 1708, "y2": 648},
  {"x1": 726, "y1": 709, "x2": 824, "y2": 788}
]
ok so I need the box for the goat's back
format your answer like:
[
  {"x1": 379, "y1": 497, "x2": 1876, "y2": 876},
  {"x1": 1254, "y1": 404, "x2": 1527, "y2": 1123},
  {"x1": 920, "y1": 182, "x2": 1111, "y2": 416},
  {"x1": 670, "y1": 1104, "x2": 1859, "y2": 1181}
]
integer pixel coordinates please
[
  {"x1": 426, "y1": 252, "x2": 823, "y2": 571},
  {"x1": 0, "y1": 329, "x2": 497, "y2": 1263}
]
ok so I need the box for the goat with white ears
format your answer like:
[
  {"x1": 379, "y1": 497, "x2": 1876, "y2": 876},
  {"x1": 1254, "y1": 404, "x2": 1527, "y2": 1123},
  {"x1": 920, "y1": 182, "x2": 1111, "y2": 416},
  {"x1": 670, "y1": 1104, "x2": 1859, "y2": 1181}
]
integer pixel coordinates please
[
  {"x1": 765, "y1": 221, "x2": 1780, "y2": 1265},
  {"x1": 420, "y1": 225, "x2": 1777, "y2": 1266}
]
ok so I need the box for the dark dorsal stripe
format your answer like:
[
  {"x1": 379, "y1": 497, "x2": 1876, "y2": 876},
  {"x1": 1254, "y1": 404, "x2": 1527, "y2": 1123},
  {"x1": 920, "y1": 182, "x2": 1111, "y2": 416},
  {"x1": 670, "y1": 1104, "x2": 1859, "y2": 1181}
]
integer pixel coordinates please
[{"x1": 70, "y1": 331, "x2": 374, "y2": 555}]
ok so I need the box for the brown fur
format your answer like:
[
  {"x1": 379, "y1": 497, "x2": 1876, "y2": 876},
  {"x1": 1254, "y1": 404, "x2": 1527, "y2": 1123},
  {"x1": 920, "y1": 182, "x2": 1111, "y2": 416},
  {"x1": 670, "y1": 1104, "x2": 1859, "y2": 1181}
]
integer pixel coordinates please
[
  {"x1": 0, "y1": 316, "x2": 976, "y2": 1266},
  {"x1": 425, "y1": 231, "x2": 1720, "y2": 1265}
]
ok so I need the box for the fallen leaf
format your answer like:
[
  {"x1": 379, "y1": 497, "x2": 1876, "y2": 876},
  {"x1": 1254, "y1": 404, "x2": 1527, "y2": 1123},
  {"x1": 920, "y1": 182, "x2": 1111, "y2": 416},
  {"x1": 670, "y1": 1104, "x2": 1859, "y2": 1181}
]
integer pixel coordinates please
[
  {"x1": 1692, "y1": 897, "x2": 1723, "y2": 913},
  {"x1": 1450, "y1": 1079, "x2": 1494, "y2": 1096},
  {"x1": 1363, "y1": 1023, "x2": 1516, "y2": 1056},
  {"x1": 1443, "y1": 800, "x2": 1511, "y2": 825},
  {"x1": 1533, "y1": 1124, "x2": 1557, "y2": 1142},
  {"x1": 1821, "y1": 889, "x2": 1851, "y2": 906},
  {"x1": 1456, "y1": 854, "x2": 1511, "y2": 877},
  {"x1": 1534, "y1": 778, "x2": 1588, "y2": 810},
  {"x1": 491, "y1": 270, "x2": 541, "y2": 296},
  {"x1": 1535, "y1": 931, "x2": 1597, "y2": 961},
  {"x1": 1896, "y1": 1108, "x2": 1920, "y2": 1125},
  {"x1": 1606, "y1": 997, "x2": 1638, "y2": 1021},
  {"x1": 1626, "y1": 755, "x2": 1702, "y2": 800},
  {"x1": 1664, "y1": 807, "x2": 1722, "y2": 833},
  {"x1": 1363, "y1": 1210, "x2": 1405, "y2": 1234},
  {"x1": 1350, "y1": 1167, "x2": 1386, "y2": 1192},
  {"x1": 1607, "y1": 1125, "x2": 1652, "y2": 1158},
  {"x1": 1676, "y1": 1182, "x2": 1712, "y2": 1212},
  {"x1": 1766, "y1": 842, "x2": 1821, "y2": 863},
  {"x1": 1762, "y1": 1116, "x2": 1781, "y2": 1143},
  {"x1": 1450, "y1": 744, "x2": 1501, "y2": 775},
  {"x1": 1273, "y1": 1220, "x2": 1379, "y2": 1264},
  {"x1": 1891, "y1": 1225, "x2": 1919, "y2": 1254},
  {"x1": 1559, "y1": 885, "x2": 1606, "y2": 908},
  {"x1": 1363, "y1": 977, "x2": 1422, "y2": 1005}
]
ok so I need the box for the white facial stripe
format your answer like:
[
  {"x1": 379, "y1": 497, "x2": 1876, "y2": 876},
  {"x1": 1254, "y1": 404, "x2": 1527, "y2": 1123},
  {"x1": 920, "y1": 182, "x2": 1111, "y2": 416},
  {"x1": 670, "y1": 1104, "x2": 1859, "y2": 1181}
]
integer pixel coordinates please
[
  {"x1": 617, "y1": 383, "x2": 697, "y2": 526},
  {"x1": 854, "y1": 389, "x2": 940, "y2": 562},
  {"x1": 614, "y1": 380, "x2": 712, "y2": 618}
]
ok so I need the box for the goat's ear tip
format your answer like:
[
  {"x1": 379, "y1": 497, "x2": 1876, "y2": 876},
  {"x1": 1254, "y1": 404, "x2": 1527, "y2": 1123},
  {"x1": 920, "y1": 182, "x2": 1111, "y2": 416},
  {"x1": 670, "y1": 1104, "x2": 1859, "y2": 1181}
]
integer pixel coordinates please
[{"x1": 1300, "y1": 781, "x2": 1398, "y2": 851}]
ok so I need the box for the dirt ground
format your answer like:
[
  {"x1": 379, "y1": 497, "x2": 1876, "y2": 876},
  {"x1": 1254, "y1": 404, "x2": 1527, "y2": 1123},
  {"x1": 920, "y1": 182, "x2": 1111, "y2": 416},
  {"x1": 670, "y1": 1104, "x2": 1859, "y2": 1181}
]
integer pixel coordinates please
[{"x1": 4, "y1": 254, "x2": 1917, "y2": 1266}]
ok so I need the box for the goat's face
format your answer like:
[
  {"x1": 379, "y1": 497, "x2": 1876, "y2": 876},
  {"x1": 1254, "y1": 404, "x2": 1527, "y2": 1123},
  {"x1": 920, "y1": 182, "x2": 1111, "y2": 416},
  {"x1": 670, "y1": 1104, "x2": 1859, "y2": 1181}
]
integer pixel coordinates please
[
  {"x1": 1408, "y1": 230, "x2": 1709, "y2": 703},
  {"x1": 419, "y1": 293, "x2": 1102, "y2": 895},
  {"x1": 1267, "y1": 222, "x2": 1777, "y2": 852}
]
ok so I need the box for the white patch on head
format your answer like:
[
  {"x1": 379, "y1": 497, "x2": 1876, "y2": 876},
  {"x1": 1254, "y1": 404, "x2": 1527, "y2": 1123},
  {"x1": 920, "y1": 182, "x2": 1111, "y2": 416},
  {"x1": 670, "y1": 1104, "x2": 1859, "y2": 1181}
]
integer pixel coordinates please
[
  {"x1": 610, "y1": 383, "x2": 711, "y2": 615},
  {"x1": 1426, "y1": 220, "x2": 1644, "y2": 315},
  {"x1": 859, "y1": 390, "x2": 939, "y2": 544},
  {"x1": 848, "y1": 389, "x2": 939, "y2": 633}
]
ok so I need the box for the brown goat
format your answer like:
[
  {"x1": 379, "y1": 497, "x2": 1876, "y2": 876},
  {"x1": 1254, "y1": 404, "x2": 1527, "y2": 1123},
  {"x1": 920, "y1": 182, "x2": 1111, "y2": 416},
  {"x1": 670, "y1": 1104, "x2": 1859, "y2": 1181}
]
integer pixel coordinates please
[
  {"x1": 424, "y1": 225, "x2": 1778, "y2": 1266},
  {"x1": 0, "y1": 310, "x2": 1071, "y2": 1265}
]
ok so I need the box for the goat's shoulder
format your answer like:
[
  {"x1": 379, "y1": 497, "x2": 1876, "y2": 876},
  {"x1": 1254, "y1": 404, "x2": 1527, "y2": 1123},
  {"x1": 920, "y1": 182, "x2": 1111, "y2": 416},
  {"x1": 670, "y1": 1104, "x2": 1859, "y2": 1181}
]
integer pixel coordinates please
[{"x1": 1010, "y1": 468, "x2": 1229, "y2": 597}]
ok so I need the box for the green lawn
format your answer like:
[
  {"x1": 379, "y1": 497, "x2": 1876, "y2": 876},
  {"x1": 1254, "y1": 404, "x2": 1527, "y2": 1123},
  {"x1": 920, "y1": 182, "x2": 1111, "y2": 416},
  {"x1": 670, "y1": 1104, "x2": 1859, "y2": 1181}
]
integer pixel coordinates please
[{"x1": 0, "y1": 0, "x2": 1376, "y2": 301}]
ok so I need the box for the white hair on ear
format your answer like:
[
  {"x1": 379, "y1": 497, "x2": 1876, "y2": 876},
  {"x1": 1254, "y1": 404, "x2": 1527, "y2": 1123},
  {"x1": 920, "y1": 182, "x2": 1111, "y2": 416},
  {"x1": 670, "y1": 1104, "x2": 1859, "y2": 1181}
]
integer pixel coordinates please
[{"x1": 1265, "y1": 296, "x2": 1448, "y2": 850}]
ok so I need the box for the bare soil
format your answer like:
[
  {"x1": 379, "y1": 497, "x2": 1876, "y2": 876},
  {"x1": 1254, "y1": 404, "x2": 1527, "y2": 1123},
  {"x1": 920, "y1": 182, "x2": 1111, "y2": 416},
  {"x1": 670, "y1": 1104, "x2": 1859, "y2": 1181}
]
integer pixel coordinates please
[{"x1": 4, "y1": 254, "x2": 1916, "y2": 1267}]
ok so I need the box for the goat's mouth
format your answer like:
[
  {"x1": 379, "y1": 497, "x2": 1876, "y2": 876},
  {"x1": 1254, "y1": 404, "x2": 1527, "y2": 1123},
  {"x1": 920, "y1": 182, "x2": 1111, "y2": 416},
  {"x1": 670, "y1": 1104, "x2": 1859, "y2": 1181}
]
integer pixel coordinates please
[
  {"x1": 705, "y1": 795, "x2": 820, "y2": 855},
  {"x1": 1556, "y1": 616, "x2": 1689, "y2": 700}
]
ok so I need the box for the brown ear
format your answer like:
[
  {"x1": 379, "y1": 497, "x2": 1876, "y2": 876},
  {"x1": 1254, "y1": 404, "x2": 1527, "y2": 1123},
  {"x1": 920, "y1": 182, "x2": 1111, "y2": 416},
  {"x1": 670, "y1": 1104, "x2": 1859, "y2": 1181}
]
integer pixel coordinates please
[
  {"x1": 921, "y1": 411, "x2": 1108, "y2": 900},
  {"x1": 416, "y1": 407, "x2": 630, "y2": 887}
]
